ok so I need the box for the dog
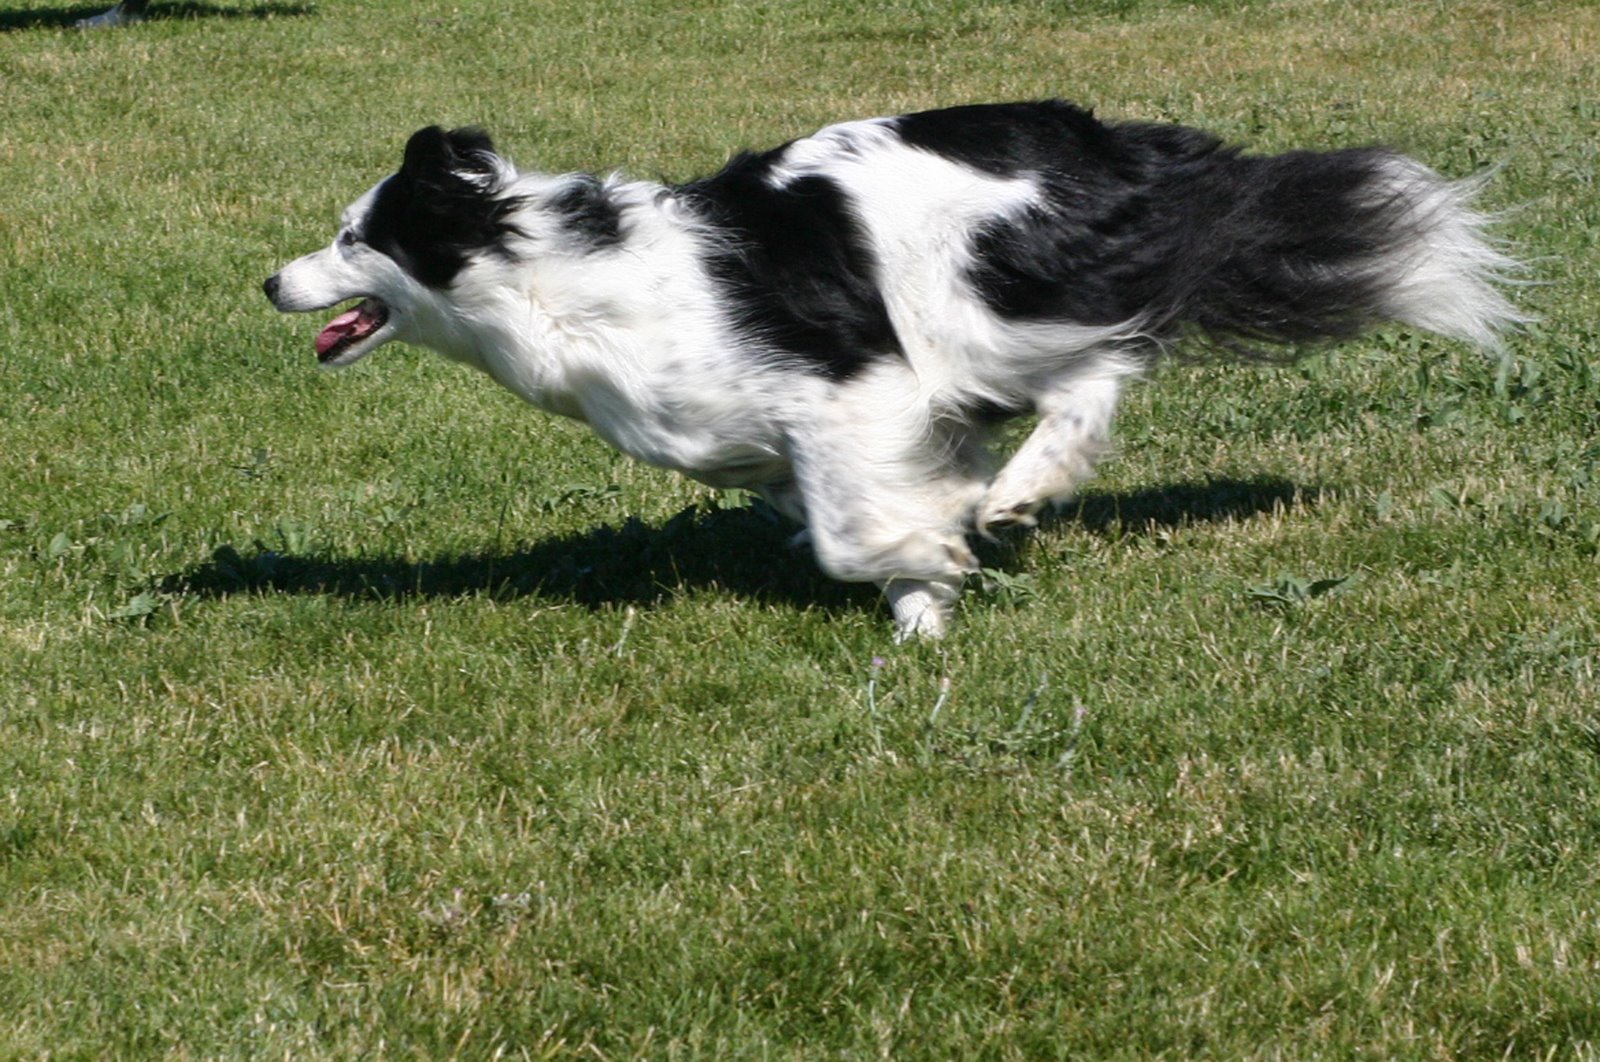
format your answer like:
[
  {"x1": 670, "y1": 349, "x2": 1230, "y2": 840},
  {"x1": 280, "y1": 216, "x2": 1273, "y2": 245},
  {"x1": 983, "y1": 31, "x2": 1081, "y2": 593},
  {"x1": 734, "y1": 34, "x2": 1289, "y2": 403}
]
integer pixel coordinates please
[{"x1": 264, "y1": 100, "x2": 1519, "y2": 639}]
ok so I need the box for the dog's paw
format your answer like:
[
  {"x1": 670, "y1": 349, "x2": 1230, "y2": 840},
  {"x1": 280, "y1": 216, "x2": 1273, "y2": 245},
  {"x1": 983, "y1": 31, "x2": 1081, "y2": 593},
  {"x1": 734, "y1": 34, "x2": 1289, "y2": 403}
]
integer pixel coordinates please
[
  {"x1": 891, "y1": 602, "x2": 949, "y2": 642},
  {"x1": 974, "y1": 492, "x2": 1045, "y2": 535},
  {"x1": 884, "y1": 579, "x2": 955, "y2": 641}
]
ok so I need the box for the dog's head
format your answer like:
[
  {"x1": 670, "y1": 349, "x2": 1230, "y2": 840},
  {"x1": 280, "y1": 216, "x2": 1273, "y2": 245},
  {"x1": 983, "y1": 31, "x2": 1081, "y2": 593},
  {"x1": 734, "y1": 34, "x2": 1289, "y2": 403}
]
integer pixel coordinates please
[{"x1": 263, "y1": 126, "x2": 521, "y2": 367}]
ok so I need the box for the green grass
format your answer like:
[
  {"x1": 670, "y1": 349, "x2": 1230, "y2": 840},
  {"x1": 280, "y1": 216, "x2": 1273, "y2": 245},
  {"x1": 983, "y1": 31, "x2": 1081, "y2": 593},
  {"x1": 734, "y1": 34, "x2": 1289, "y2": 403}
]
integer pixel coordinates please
[{"x1": 3, "y1": 0, "x2": 1599, "y2": 1055}]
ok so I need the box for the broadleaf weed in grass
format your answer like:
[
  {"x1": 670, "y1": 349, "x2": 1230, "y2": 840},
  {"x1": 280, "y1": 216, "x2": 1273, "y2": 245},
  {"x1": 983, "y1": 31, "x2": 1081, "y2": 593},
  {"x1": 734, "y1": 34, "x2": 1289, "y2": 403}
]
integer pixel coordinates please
[
  {"x1": 535, "y1": 482, "x2": 624, "y2": 514},
  {"x1": 105, "y1": 591, "x2": 162, "y2": 623},
  {"x1": 976, "y1": 565, "x2": 1039, "y2": 608},
  {"x1": 1247, "y1": 572, "x2": 1358, "y2": 608},
  {"x1": 268, "y1": 517, "x2": 318, "y2": 557}
]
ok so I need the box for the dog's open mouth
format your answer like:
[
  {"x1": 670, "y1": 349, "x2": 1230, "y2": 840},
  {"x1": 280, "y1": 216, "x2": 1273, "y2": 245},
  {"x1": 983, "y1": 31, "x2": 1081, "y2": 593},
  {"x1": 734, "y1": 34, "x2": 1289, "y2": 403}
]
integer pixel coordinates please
[{"x1": 315, "y1": 298, "x2": 390, "y2": 364}]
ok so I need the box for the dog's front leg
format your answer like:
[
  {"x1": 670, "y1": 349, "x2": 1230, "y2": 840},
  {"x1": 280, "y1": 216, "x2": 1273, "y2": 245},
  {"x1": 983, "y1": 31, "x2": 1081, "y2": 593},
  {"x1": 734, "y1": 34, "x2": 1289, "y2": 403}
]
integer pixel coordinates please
[
  {"x1": 881, "y1": 578, "x2": 962, "y2": 641},
  {"x1": 788, "y1": 408, "x2": 982, "y2": 640}
]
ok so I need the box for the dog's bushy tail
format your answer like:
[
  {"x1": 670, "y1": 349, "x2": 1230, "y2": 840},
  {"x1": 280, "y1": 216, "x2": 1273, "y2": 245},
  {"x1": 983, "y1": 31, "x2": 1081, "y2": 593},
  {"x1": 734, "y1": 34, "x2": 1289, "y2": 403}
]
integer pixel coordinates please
[{"x1": 1172, "y1": 147, "x2": 1523, "y2": 357}]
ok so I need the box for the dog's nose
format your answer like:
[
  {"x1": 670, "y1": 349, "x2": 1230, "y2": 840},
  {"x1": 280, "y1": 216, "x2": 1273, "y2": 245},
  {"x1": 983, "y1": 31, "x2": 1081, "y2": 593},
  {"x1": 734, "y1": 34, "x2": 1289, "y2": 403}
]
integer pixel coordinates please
[{"x1": 262, "y1": 275, "x2": 281, "y2": 304}]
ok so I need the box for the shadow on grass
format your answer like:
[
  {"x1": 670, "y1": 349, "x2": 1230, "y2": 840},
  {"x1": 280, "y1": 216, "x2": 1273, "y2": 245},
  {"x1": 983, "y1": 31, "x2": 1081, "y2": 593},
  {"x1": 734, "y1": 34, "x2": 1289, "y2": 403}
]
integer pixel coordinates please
[
  {"x1": 165, "y1": 477, "x2": 1312, "y2": 613},
  {"x1": 170, "y1": 503, "x2": 866, "y2": 614},
  {"x1": 1056, "y1": 476, "x2": 1315, "y2": 535},
  {"x1": 1, "y1": 2, "x2": 313, "y2": 31}
]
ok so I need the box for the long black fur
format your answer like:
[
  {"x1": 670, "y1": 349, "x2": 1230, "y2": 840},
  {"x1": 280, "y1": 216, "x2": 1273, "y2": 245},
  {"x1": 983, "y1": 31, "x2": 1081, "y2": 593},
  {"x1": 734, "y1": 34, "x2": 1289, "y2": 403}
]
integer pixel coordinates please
[
  {"x1": 679, "y1": 149, "x2": 903, "y2": 381},
  {"x1": 653, "y1": 101, "x2": 1481, "y2": 374},
  {"x1": 896, "y1": 100, "x2": 1435, "y2": 358}
]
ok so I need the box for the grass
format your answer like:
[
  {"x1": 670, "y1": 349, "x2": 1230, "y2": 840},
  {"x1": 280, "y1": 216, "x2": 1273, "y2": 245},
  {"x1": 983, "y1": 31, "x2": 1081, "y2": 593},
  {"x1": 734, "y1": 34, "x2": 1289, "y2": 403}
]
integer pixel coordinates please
[{"x1": 3, "y1": 0, "x2": 1599, "y2": 1055}]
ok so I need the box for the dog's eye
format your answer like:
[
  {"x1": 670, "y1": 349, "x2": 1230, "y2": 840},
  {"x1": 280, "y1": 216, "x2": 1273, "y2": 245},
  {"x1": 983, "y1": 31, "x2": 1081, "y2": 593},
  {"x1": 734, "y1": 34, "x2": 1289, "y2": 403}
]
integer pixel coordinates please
[{"x1": 338, "y1": 230, "x2": 361, "y2": 248}]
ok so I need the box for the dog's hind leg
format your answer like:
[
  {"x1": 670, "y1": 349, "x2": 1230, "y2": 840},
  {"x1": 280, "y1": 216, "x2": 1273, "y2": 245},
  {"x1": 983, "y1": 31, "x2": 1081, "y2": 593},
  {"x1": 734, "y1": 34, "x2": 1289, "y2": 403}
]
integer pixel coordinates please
[{"x1": 976, "y1": 367, "x2": 1131, "y2": 534}]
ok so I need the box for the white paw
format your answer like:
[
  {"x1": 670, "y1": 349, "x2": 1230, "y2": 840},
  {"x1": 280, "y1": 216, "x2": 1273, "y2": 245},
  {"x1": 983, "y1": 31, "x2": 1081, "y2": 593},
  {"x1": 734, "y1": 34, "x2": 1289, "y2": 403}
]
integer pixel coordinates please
[
  {"x1": 975, "y1": 490, "x2": 1045, "y2": 534},
  {"x1": 884, "y1": 579, "x2": 955, "y2": 641}
]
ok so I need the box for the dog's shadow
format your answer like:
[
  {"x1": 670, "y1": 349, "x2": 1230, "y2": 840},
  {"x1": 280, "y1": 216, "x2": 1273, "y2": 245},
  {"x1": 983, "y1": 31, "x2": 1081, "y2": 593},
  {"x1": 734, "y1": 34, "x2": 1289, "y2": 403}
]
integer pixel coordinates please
[
  {"x1": 166, "y1": 477, "x2": 1313, "y2": 615},
  {"x1": 1, "y1": 2, "x2": 313, "y2": 31}
]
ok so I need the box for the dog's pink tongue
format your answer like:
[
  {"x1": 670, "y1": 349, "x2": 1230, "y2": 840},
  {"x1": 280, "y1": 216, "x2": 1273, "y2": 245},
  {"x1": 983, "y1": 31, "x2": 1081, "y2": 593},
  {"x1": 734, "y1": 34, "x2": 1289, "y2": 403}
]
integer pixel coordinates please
[{"x1": 315, "y1": 306, "x2": 374, "y2": 357}]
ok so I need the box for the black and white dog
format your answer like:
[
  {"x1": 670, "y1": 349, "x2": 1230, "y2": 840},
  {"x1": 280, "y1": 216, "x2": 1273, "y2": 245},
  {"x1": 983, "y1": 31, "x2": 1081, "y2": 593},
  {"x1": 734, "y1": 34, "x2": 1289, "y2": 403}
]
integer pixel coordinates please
[{"x1": 265, "y1": 101, "x2": 1518, "y2": 638}]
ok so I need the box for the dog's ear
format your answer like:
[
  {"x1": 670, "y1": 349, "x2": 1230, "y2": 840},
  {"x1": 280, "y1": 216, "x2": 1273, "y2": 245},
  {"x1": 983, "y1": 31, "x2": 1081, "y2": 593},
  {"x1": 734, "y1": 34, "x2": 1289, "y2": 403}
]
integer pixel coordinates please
[
  {"x1": 401, "y1": 126, "x2": 500, "y2": 186},
  {"x1": 401, "y1": 126, "x2": 451, "y2": 178},
  {"x1": 443, "y1": 126, "x2": 496, "y2": 160}
]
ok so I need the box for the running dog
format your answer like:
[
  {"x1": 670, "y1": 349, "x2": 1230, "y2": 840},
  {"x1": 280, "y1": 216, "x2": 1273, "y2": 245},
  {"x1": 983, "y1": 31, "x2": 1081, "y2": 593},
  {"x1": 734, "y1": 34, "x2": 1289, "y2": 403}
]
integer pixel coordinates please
[{"x1": 265, "y1": 101, "x2": 1519, "y2": 638}]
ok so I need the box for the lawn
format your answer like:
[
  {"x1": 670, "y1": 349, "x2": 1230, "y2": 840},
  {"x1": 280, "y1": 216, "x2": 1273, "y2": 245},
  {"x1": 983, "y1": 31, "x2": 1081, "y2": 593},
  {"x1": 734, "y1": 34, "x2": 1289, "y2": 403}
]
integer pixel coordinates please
[{"x1": 2, "y1": 0, "x2": 1598, "y2": 1055}]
